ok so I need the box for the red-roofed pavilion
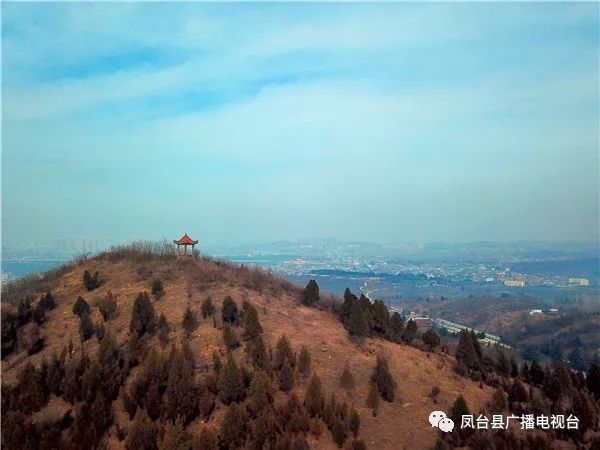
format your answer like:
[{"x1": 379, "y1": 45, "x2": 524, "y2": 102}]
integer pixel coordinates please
[{"x1": 173, "y1": 233, "x2": 198, "y2": 255}]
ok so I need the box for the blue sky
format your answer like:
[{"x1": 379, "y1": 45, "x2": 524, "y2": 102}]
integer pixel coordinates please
[{"x1": 2, "y1": 2, "x2": 599, "y2": 246}]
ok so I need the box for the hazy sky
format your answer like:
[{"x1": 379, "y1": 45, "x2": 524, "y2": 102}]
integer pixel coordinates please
[{"x1": 2, "y1": 2, "x2": 599, "y2": 247}]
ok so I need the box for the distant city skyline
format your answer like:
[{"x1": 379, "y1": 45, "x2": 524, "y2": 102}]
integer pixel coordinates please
[{"x1": 2, "y1": 3, "x2": 599, "y2": 247}]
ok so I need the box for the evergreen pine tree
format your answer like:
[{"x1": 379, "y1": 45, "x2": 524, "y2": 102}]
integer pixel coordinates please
[
  {"x1": 129, "y1": 292, "x2": 156, "y2": 336},
  {"x1": 304, "y1": 373, "x2": 324, "y2": 417},
  {"x1": 389, "y1": 311, "x2": 404, "y2": 340},
  {"x1": 450, "y1": 395, "x2": 470, "y2": 426},
  {"x1": 242, "y1": 305, "x2": 262, "y2": 341},
  {"x1": 163, "y1": 347, "x2": 198, "y2": 424},
  {"x1": 297, "y1": 346, "x2": 311, "y2": 377},
  {"x1": 422, "y1": 328, "x2": 441, "y2": 350},
  {"x1": 125, "y1": 409, "x2": 157, "y2": 450},
  {"x1": 347, "y1": 300, "x2": 368, "y2": 339},
  {"x1": 366, "y1": 383, "x2": 380, "y2": 417},
  {"x1": 371, "y1": 355, "x2": 396, "y2": 402},
  {"x1": 331, "y1": 418, "x2": 347, "y2": 448},
  {"x1": 340, "y1": 363, "x2": 356, "y2": 392},
  {"x1": 223, "y1": 323, "x2": 239, "y2": 351},
  {"x1": 40, "y1": 291, "x2": 56, "y2": 310},
  {"x1": 219, "y1": 402, "x2": 247, "y2": 450},
  {"x1": 587, "y1": 364, "x2": 600, "y2": 400},
  {"x1": 401, "y1": 319, "x2": 418, "y2": 343},
  {"x1": 302, "y1": 279, "x2": 320, "y2": 306},
  {"x1": 248, "y1": 370, "x2": 273, "y2": 415},
  {"x1": 158, "y1": 314, "x2": 170, "y2": 346},
  {"x1": 79, "y1": 311, "x2": 95, "y2": 341},
  {"x1": 72, "y1": 296, "x2": 90, "y2": 317},
  {"x1": 218, "y1": 353, "x2": 245, "y2": 404},
  {"x1": 370, "y1": 299, "x2": 389, "y2": 334},
  {"x1": 98, "y1": 291, "x2": 117, "y2": 321},
  {"x1": 249, "y1": 335, "x2": 270, "y2": 371},
  {"x1": 349, "y1": 408, "x2": 360, "y2": 438},
  {"x1": 221, "y1": 296, "x2": 239, "y2": 324},
  {"x1": 274, "y1": 334, "x2": 295, "y2": 369},
  {"x1": 159, "y1": 418, "x2": 192, "y2": 450},
  {"x1": 278, "y1": 359, "x2": 295, "y2": 393},
  {"x1": 182, "y1": 304, "x2": 198, "y2": 335},
  {"x1": 340, "y1": 288, "x2": 357, "y2": 323},
  {"x1": 201, "y1": 297, "x2": 216, "y2": 319},
  {"x1": 455, "y1": 329, "x2": 478, "y2": 370}
]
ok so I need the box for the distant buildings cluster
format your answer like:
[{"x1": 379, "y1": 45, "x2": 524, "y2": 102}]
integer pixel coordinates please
[{"x1": 568, "y1": 277, "x2": 590, "y2": 286}]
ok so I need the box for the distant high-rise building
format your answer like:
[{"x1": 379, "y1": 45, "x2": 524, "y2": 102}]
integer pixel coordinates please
[
  {"x1": 504, "y1": 279, "x2": 525, "y2": 287},
  {"x1": 568, "y1": 277, "x2": 590, "y2": 286}
]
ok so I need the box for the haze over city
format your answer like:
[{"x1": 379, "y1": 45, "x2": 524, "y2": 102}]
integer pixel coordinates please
[{"x1": 2, "y1": 2, "x2": 599, "y2": 247}]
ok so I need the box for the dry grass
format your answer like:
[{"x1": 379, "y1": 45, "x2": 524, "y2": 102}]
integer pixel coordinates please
[{"x1": 1, "y1": 251, "x2": 492, "y2": 449}]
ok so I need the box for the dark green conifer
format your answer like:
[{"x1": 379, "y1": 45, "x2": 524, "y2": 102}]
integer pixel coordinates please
[
  {"x1": 221, "y1": 296, "x2": 239, "y2": 324},
  {"x1": 371, "y1": 355, "x2": 396, "y2": 402},
  {"x1": 218, "y1": 353, "x2": 245, "y2": 404},
  {"x1": 297, "y1": 346, "x2": 311, "y2": 377},
  {"x1": 302, "y1": 279, "x2": 320, "y2": 306}
]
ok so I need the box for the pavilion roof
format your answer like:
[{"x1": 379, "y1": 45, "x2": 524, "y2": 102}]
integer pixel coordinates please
[{"x1": 173, "y1": 233, "x2": 198, "y2": 245}]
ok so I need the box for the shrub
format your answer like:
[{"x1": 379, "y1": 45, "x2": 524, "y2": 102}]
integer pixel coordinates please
[{"x1": 151, "y1": 279, "x2": 165, "y2": 299}]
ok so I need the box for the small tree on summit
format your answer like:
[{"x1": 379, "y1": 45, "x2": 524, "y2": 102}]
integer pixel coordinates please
[{"x1": 302, "y1": 280, "x2": 319, "y2": 306}]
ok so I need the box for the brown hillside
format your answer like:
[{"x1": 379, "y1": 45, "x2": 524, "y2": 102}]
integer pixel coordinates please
[{"x1": 2, "y1": 250, "x2": 493, "y2": 450}]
